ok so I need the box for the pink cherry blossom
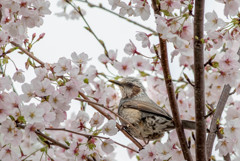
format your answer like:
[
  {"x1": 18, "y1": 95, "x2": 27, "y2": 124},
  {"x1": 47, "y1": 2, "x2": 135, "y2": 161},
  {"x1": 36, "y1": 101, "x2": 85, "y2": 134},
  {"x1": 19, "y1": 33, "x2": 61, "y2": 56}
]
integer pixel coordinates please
[
  {"x1": 124, "y1": 40, "x2": 137, "y2": 55},
  {"x1": 54, "y1": 57, "x2": 72, "y2": 76},
  {"x1": 135, "y1": 32, "x2": 150, "y2": 48},
  {"x1": 0, "y1": 119, "x2": 16, "y2": 137},
  {"x1": 25, "y1": 122, "x2": 45, "y2": 141},
  {"x1": 215, "y1": 137, "x2": 234, "y2": 156},
  {"x1": 216, "y1": 0, "x2": 240, "y2": 17},
  {"x1": 113, "y1": 57, "x2": 134, "y2": 76},
  {"x1": 132, "y1": 55, "x2": 150, "y2": 71},
  {"x1": 32, "y1": 78, "x2": 55, "y2": 97},
  {"x1": 21, "y1": 83, "x2": 35, "y2": 102},
  {"x1": 101, "y1": 139, "x2": 115, "y2": 154},
  {"x1": 160, "y1": 0, "x2": 181, "y2": 12},
  {"x1": 205, "y1": 11, "x2": 226, "y2": 31},
  {"x1": 59, "y1": 80, "x2": 79, "y2": 99},
  {"x1": 22, "y1": 103, "x2": 45, "y2": 123},
  {"x1": 134, "y1": 0, "x2": 150, "y2": 20},
  {"x1": 139, "y1": 144, "x2": 157, "y2": 161},
  {"x1": 0, "y1": 77, "x2": 12, "y2": 91},
  {"x1": 102, "y1": 120, "x2": 118, "y2": 136},
  {"x1": 12, "y1": 69, "x2": 25, "y2": 83},
  {"x1": 0, "y1": 145, "x2": 18, "y2": 161},
  {"x1": 71, "y1": 52, "x2": 91, "y2": 66},
  {"x1": 108, "y1": 0, "x2": 121, "y2": 10},
  {"x1": 119, "y1": 2, "x2": 135, "y2": 16},
  {"x1": 90, "y1": 112, "x2": 105, "y2": 128}
]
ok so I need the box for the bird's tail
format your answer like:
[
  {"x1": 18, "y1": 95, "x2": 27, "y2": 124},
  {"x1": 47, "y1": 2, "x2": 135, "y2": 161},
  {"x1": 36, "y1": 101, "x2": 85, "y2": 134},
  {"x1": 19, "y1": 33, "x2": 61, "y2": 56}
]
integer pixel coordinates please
[{"x1": 182, "y1": 120, "x2": 196, "y2": 130}]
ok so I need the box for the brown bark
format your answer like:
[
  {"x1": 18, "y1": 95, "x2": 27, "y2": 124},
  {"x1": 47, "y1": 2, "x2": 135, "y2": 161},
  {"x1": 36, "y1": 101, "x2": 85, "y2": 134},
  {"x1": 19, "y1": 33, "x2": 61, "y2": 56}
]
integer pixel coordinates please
[
  {"x1": 194, "y1": 0, "x2": 206, "y2": 160},
  {"x1": 151, "y1": 1, "x2": 193, "y2": 161}
]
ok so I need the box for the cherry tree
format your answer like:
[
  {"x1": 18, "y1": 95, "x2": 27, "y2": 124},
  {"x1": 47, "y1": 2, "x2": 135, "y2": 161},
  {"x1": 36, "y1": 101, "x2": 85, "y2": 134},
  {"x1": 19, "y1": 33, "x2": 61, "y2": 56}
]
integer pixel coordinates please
[{"x1": 0, "y1": 0, "x2": 240, "y2": 161}]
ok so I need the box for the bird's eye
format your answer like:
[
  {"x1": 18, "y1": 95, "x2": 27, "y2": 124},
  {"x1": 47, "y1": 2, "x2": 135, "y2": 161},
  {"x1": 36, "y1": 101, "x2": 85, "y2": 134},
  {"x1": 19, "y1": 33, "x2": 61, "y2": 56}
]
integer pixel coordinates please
[{"x1": 124, "y1": 82, "x2": 134, "y2": 87}]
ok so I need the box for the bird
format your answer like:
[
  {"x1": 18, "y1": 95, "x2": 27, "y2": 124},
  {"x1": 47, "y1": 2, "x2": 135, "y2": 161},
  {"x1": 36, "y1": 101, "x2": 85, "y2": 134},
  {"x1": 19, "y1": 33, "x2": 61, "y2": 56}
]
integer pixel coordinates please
[{"x1": 109, "y1": 77, "x2": 195, "y2": 142}]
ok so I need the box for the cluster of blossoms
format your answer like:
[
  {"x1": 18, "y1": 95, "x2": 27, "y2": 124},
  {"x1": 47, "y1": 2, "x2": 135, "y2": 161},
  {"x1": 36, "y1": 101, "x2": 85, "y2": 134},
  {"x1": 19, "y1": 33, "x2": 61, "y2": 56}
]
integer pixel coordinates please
[
  {"x1": 0, "y1": 49, "x2": 123, "y2": 160},
  {"x1": 0, "y1": 0, "x2": 51, "y2": 51},
  {"x1": 0, "y1": 0, "x2": 240, "y2": 160}
]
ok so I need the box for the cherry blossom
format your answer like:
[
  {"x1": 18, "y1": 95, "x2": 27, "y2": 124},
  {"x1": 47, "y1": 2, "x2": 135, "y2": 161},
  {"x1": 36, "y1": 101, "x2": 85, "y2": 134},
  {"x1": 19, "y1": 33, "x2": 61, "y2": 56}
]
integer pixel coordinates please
[
  {"x1": 102, "y1": 120, "x2": 118, "y2": 136},
  {"x1": 160, "y1": 0, "x2": 181, "y2": 12},
  {"x1": 139, "y1": 144, "x2": 157, "y2": 161},
  {"x1": 0, "y1": 145, "x2": 18, "y2": 161},
  {"x1": 71, "y1": 52, "x2": 91, "y2": 66},
  {"x1": 108, "y1": 0, "x2": 121, "y2": 10},
  {"x1": 12, "y1": 69, "x2": 25, "y2": 83},
  {"x1": 90, "y1": 112, "x2": 105, "y2": 128},
  {"x1": 25, "y1": 122, "x2": 45, "y2": 141},
  {"x1": 22, "y1": 103, "x2": 45, "y2": 124},
  {"x1": 135, "y1": 32, "x2": 150, "y2": 48},
  {"x1": 101, "y1": 139, "x2": 115, "y2": 154},
  {"x1": 205, "y1": 10, "x2": 226, "y2": 31},
  {"x1": 118, "y1": 2, "x2": 135, "y2": 16},
  {"x1": 215, "y1": 137, "x2": 234, "y2": 156},
  {"x1": 113, "y1": 57, "x2": 134, "y2": 76},
  {"x1": 134, "y1": 0, "x2": 151, "y2": 20},
  {"x1": 124, "y1": 40, "x2": 137, "y2": 55}
]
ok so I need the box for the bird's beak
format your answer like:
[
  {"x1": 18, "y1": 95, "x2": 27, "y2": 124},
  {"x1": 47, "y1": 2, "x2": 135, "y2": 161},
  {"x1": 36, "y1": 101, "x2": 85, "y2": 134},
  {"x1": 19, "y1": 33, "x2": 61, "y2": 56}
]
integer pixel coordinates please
[{"x1": 109, "y1": 80, "x2": 123, "y2": 86}]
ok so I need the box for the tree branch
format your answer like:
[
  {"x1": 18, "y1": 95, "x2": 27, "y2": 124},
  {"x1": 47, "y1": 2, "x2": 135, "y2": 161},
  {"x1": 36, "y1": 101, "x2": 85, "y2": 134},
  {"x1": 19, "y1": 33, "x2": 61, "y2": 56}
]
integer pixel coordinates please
[
  {"x1": 77, "y1": 0, "x2": 157, "y2": 34},
  {"x1": 45, "y1": 127, "x2": 139, "y2": 153},
  {"x1": 193, "y1": 0, "x2": 206, "y2": 160},
  {"x1": 10, "y1": 42, "x2": 45, "y2": 67},
  {"x1": 16, "y1": 123, "x2": 69, "y2": 149},
  {"x1": 66, "y1": 0, "x2": 109, "y2": 57},
  {"x1": 151, "y1": 1, "x2": 193, "y2": 161},
  {"x1": 206, "y1": 85, "x2": 231, "y2": 160}
]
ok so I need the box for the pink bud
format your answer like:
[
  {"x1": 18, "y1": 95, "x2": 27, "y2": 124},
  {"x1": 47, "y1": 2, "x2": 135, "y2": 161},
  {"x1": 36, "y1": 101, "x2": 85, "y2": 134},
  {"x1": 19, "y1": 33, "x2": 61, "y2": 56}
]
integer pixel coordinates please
[{"x1": 32, "y1": 33, "x2": 36, "y2": 40}]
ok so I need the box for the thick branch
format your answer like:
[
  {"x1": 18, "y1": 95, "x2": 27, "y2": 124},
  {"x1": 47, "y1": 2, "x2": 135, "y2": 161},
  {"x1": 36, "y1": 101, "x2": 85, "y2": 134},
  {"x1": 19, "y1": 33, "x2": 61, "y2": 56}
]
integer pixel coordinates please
[
  {"x1": 206, "y1": 85, "x2": 231, "y2": 159},
  {"x1": 151, "y1": 1, "x2": 193, "y2": 161},
  {"x1": 194, "y1": 0, "x2": 206, "y2": 161},
  {"x1": 10, "y1": 42, "x2": 45, "y2": 67}
]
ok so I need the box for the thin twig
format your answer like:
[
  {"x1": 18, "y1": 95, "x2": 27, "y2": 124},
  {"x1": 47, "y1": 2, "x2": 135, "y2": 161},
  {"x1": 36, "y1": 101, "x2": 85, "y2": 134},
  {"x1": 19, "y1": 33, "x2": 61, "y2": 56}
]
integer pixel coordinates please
[
  {"x1": 16, "y1": 123, "x2": 69, "y2": 149},
  {"x1": 10, "y1": 42, "x2": 45, "y2": 67},
  {"x1": 151, "y1": 1, "x2": 193, "y2": 161},
  {"x1": 66, "y1": 0, "x2": 109, "y2": 56},
  {"x1": 77, "y1": 0, "x2": 157, "y2": 34},
  {"x1": 45, "y1": 127, "x2": 139, "y2": 153}
]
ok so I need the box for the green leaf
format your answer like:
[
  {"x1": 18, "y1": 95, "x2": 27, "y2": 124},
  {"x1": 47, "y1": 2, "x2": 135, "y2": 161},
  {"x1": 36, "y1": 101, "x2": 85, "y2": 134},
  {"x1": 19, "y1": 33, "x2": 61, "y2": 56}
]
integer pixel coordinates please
[
  {"x1": 17, "y1": 116, "x2": 26, "y2": 124},
  {"x1": 211, "y1": 61, "x2": 219, "y2": 68},
  {"x1": 139, "y1": 71, "x2": 149, "y2": 77},
  {"x1": 88, "y1": 143, "x2": 96, "y2": 150}
]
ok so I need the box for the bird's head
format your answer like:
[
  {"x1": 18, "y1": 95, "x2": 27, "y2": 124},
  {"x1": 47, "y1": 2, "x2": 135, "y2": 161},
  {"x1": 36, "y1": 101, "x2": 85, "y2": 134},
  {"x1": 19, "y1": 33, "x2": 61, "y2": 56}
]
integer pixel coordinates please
[{"x1": 109, "y1": 77, "x2": 146, "y2": 99}]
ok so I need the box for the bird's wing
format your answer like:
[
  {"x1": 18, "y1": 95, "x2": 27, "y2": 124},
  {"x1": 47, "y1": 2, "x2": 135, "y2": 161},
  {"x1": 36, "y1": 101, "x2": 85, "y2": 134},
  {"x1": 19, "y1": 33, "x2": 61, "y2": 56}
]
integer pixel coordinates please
[{"x1": 122, "y1": 100, "x2": 172, "y2": 120}]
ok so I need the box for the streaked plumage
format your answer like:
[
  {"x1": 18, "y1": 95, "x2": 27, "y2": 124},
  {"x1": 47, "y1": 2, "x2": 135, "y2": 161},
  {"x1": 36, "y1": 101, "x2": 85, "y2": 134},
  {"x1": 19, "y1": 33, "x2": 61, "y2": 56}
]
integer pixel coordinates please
[{"x1": 110, "y1": 77, "x2": 195, "y2": 141}]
